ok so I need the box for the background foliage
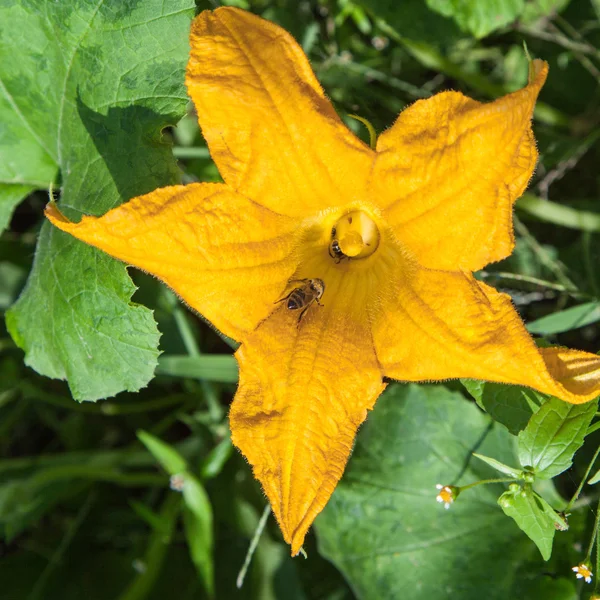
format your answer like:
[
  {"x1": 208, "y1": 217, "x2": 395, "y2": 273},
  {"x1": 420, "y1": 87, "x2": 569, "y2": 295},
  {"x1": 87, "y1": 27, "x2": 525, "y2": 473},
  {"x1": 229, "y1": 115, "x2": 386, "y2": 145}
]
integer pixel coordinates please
[{"x1": 1, "y1": 0, "x2": 600, "y2": 598}]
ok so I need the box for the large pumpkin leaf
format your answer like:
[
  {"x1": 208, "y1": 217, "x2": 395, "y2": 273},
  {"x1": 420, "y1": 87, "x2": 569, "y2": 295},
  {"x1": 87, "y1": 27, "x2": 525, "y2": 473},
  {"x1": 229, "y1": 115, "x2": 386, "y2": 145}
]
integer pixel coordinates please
[
  {"x1": 3, "y1": 0, "x2": 195, "y2": 400},
  {"x1": 462, "y1": 379, "x2": 544, "y2": 435},
  {"x1": 316, "y1": 384, "x2": 569, "y2": 600},
  {"x1": 0, "y1": 19, "x2": 58, "y2": 234}
]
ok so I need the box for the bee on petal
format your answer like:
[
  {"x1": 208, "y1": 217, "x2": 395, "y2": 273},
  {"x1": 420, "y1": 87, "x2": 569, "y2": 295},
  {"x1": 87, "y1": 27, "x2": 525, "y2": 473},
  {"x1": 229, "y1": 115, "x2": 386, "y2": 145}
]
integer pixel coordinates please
[{"x1": 277, "y1": 278, "x2": 325, "y2": 324}]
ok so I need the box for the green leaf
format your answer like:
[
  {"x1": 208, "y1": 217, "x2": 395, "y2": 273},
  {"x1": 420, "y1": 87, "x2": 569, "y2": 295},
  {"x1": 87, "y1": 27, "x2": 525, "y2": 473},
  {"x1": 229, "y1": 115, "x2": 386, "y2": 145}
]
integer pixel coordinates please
[
  {"x1": 119, "y1": 492, "x2": 182, "y2": 600},
  {"x1": 0, "y1": 262, "x2": 27, "y2": 310},
  {"x1": 426, "y1": 0, "x2": 525, "y2": 38},
  {"x1": 200, "y1": 436, "x2": 233, "y2": 480},
  {"x1": 462, "y1": 379, "x2": 544, "y2": 435},
  {"x1": 156, "y1": 355, "x2": 239, "y2": 383},
  {"x1": 317, "y1": 383, "x2": 545, "y2": 600},
  {"x1": 0, "y1": 38, "x2": 58, "y2": 196},
  {"x1": 356, "y1": 0, "x2": 463, "y2": 47},
  {"x1": 182, "y1": 475, "x2": 214, "y2": 597},
  {"x1": 517, "y1": 193, "x2": 600, "y2": 233},
  {"x1": 0, "y1": 184, "x2": 34, "y2": 234},
  {"x1": 3, "y1": 0, "x2": 195, "y2": 401},
  {"x1": 128, "y1": 500, "x2": 168, "y2": 533},
  {"x1": 137, "y1": 430, "x2": 187, "y2": 476},
  {"x1": 6, "y1": 245, "x2": 162, "y2": 401},
  {"x1": 588, "y1": 468, "x2": 600, "y2": 485},
  {"x1": 517, "y1": 397, "x2": 598, "y2": 479},
  {"x1": 498, "y1": 484, "x2": 555, "y2": 560},
  {"x1": 472, "y1": 453, "x2": 522, "y2": 478},
  {"x1": 533, "y1": 479, "x2": 568, "y2": 513},
  {"x1": 526, "y1": 302, "x2": 600, "y2": 335},
  {"x1": 520, "y1": 0, "x2": 572, "y2": 24},
  {"x1": 0, "y1": 476, "x2": 87, "y2": 541},
  {"x1": 534, "y1": 492, "x2": 569, "y2": 531}
]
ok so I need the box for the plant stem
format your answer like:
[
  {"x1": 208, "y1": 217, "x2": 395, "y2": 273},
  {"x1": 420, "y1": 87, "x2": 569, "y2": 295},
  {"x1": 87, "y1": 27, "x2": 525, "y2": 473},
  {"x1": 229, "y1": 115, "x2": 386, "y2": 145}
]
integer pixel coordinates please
[
  {"x1": 322, "y1": 58, "x2": 429, "y2": 98},
  {"x1": 167, "y1": 289, "x2": 225, "y2": 421},
  {"x1": 595, "y1": 499, "x2": 600, "y2": 594},
  {"x1": 585, "y1": 498, "x2": 600, "y2": 563},
  {"x1": 31, "y1": 465, "x2": 168, "y2": 487},
  {"x1": 27, "y1": 491, "x2": 95, "y2": 600},
  {"x1": 565, "y1": 444, "x2": 600, "y2": 512},
  {"x1": 517, "y1": 194, "x2": 600, "y2": 233},
  {"x1": 173, "y1": 146, "x2": 210, "y2": 159},
  {"x1": 514, "y1": 216, "x2": 577, "y2": 292},
  {"x1": 236, "y1": 504, "x2": 271, "y2": 589},
  {"x1": 173, "y1": 307, "x2": 202, "y2": 357},
  {"x1": 583, "y1": 230, "x2": 600, "y2": 297},
  {"x1": 459, "y1": 477, "x2": 516, "y2": 492},
  {"x1": 0, "y1": 436, "x2": 202, "y2": 476},
  {"x1": 478, "y1": 271, "x2": 591, "y2": 300},
  {"x1": 19, "y1": 381, "x2": 189, "y2": 415},
  {"x1": 375, "y1": 19, "x2": 571, "y2": 127},
  {"x1": 516, "y1": 22, "x2": 600, "y2": 61},
  {"x1": 118, "y1": 493, "x2": 182, "y2": 600}
]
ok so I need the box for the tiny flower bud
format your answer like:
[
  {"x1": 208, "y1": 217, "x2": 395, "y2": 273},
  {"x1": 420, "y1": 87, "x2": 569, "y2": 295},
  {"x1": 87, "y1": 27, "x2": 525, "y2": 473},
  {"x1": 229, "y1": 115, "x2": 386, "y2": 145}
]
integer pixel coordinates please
[
  {"x1": 371, "y1": 36, "x2": 388, "y2": 51},
  {"x1": 169, "y1": 473, "x2": 186, "y2": 492},
  {"x1": 132, "y1": 559, "x2": 147, "y2": 573}
]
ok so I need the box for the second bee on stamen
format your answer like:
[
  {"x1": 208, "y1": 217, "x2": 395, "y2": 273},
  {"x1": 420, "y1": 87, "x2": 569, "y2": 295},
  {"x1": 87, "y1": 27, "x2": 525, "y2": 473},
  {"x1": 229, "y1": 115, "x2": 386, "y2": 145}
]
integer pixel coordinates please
[{"x1": 328, "y1": 226, "x2": 348, "y2": 263}]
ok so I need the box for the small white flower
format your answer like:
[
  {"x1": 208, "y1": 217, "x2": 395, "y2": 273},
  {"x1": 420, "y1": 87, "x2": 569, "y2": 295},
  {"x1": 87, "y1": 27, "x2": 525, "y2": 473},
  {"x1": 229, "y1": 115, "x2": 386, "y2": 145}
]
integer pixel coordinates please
[
  {"x1": 572, "y1": 563, "x2": 593, "y2": 583},
  {"x1": 435, "y1": 484, "x2": 456, "y2": 509},
  {"x1": 371, "y1": 36, "x2": 389, "y2": 51},
  {"x1": 132, "y1": 559, "x2": 147, "y2": 573},
  {"x1": 170, "y1": 473, "x2": 186, "y2": 492}
]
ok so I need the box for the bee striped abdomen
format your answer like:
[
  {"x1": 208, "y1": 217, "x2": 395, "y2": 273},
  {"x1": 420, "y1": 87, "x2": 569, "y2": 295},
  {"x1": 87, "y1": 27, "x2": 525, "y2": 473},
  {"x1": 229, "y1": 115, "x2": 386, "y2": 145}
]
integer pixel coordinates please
[{"x1": 287, "y1": 290, "x2": 306, "y2": 310}]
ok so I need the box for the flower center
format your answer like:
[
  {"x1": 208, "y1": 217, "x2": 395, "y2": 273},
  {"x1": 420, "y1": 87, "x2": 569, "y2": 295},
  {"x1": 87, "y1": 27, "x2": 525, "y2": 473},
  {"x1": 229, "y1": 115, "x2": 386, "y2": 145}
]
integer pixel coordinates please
[{"x1": 331, "y1": 211, "x2": 379, "y2": 260}]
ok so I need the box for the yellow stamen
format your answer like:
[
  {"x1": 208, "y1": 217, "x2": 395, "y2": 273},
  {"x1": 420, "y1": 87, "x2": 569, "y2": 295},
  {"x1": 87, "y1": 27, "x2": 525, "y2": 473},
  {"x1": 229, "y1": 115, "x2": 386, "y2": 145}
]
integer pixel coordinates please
[{"x1": 332, "y1": 210, "x2": 380, "y2": 259}]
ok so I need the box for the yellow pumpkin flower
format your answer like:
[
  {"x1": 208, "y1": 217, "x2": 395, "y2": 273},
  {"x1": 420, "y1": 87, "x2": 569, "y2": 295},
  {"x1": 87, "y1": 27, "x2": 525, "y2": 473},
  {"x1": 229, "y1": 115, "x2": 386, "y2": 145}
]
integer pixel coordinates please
[{"x1": 45, "y1": 7, "x2": 600, "y2": 555}]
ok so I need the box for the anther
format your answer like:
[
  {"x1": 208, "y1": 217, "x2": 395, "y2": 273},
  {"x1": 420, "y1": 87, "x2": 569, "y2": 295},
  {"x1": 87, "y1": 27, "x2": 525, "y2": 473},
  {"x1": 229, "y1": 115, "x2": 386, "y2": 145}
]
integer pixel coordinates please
[{"x1": 329, "y1": 210, "x2": 380, "y2": 261}]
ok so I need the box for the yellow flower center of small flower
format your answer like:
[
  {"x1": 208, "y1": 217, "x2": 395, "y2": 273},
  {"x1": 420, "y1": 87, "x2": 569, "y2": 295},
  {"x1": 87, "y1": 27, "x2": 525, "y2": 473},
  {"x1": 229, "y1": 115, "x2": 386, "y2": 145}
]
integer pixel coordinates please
[{"x1": 332, "y1": 210, "x2": 380, "y2": 259}]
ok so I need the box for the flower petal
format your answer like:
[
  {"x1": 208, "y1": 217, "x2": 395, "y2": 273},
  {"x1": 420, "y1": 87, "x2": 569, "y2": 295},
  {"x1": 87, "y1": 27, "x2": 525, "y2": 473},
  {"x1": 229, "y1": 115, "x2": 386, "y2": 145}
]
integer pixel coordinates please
[
  {"x1": 45, "y1": 183, "x2": 298, "y2": 342},
  {"x1": 186, "y1": 8, "x2": 374, "y2": 216},
  {"x1": 230, "y1": 275, "x2": 385, "y2": 555},
  {"x1": 373, "y1": 266, "x2": 600, "y2": 404},
  {"x1": 372, "y1": 60, "x2": 548, "y2": 272}
]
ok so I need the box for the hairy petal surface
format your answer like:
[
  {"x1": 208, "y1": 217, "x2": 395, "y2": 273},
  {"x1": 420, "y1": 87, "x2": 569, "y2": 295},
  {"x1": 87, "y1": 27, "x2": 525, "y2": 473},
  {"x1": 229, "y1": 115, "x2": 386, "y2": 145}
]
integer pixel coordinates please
[
  {"x1": 373, "y1": 267, "x2": 600, "y2": 403},
  {"x1": 231, "y1": 274, "x2": 385, "y2": 555},
  {"x1": 186, "y1": 7, "x2": 374, "y2": 216},
  {"x1": 372, "y1": 60, "x2": 548, "y2": 272},
  {"x1": 45, "y1": 184, "x2": 299, "y2": 342}
]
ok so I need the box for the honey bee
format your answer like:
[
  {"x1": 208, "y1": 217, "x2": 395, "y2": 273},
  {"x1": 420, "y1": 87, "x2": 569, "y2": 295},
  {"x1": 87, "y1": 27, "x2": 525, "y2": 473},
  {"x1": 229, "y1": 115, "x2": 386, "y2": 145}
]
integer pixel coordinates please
[
  {"x1": 276, "y1": 278, "x2": 325, "y2": 324},
  {"x1": 328, "y1": 226, "x2": 348, "y2": 263}
]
